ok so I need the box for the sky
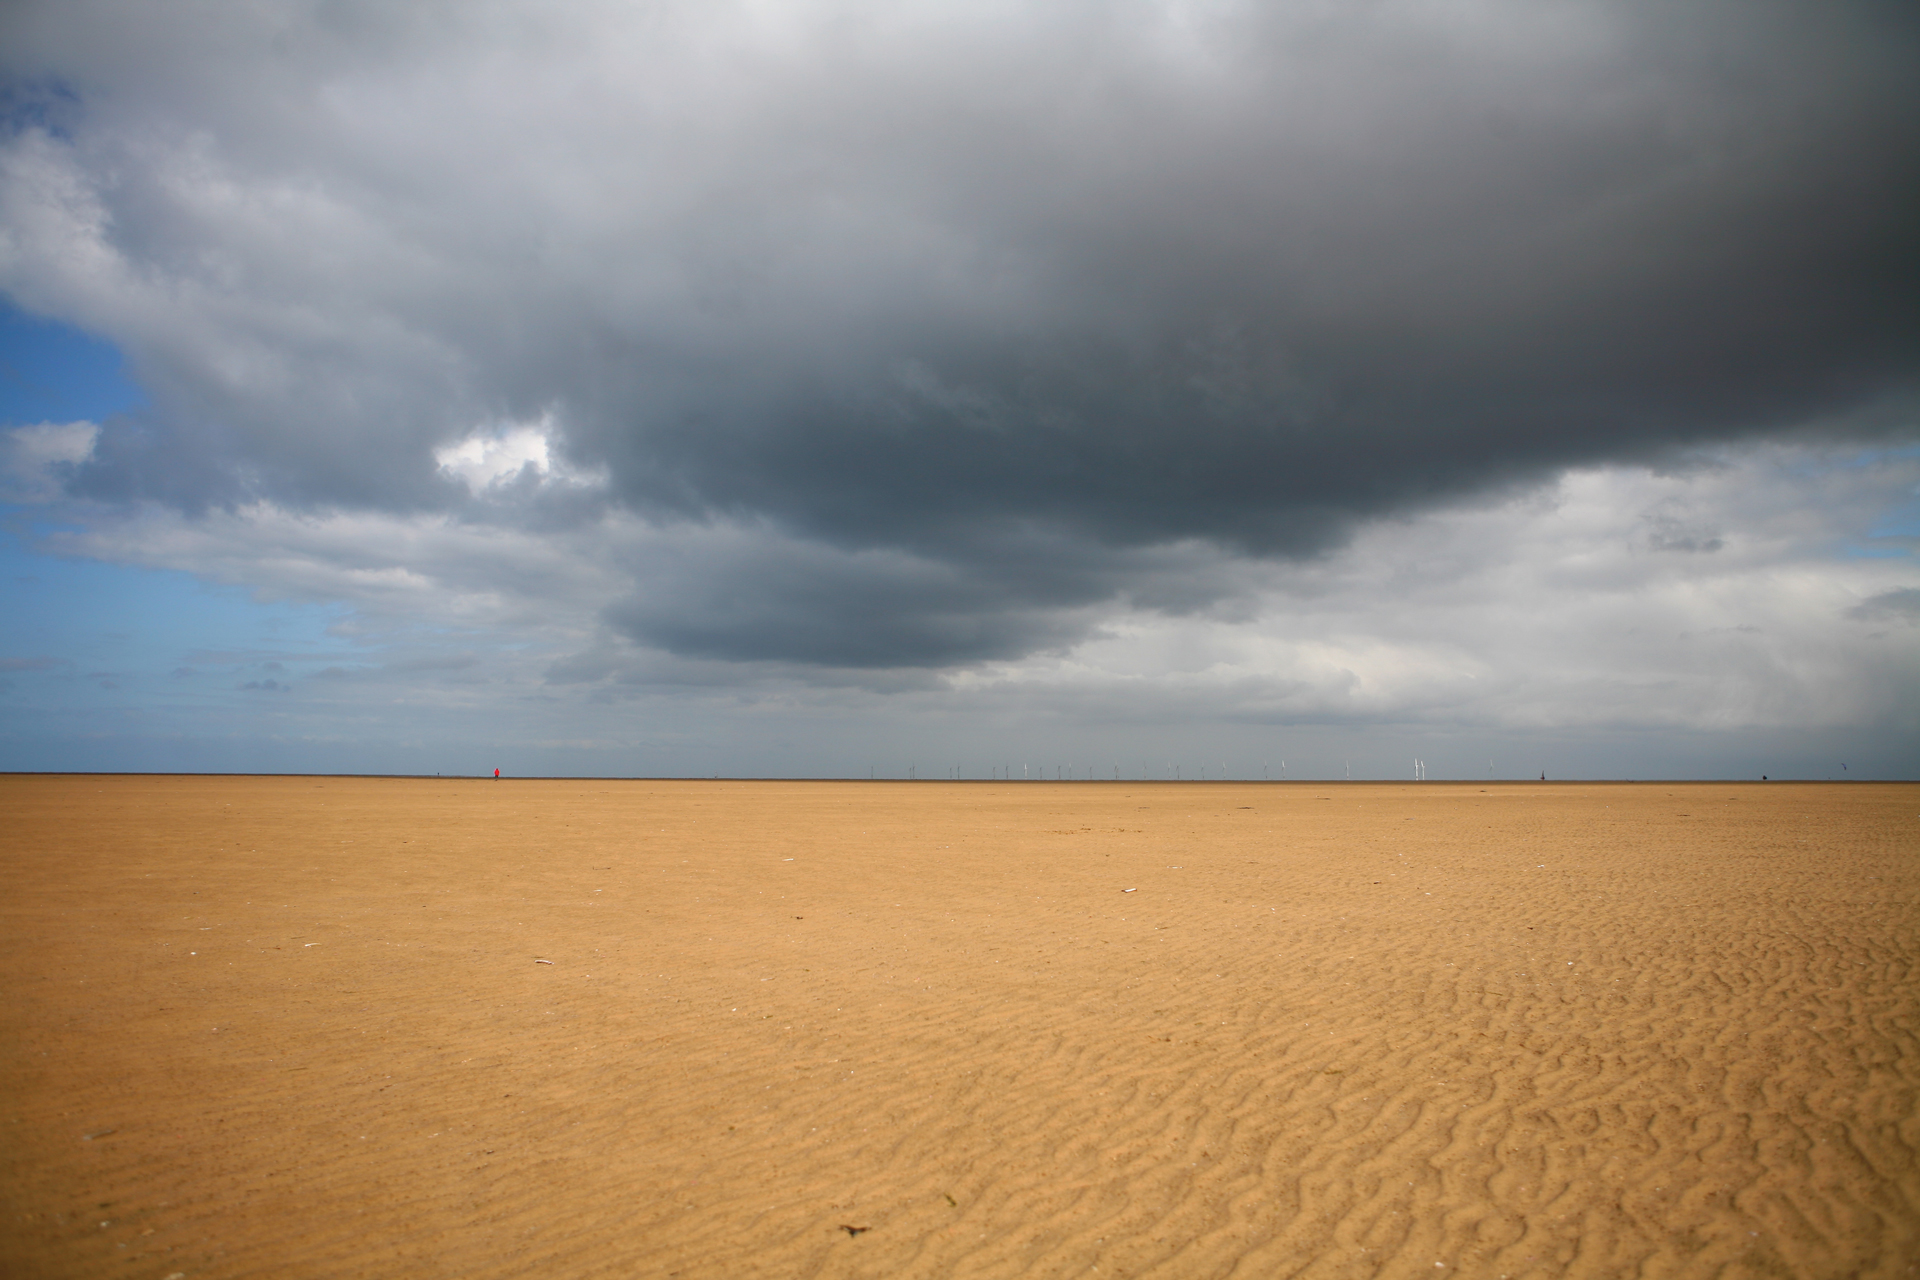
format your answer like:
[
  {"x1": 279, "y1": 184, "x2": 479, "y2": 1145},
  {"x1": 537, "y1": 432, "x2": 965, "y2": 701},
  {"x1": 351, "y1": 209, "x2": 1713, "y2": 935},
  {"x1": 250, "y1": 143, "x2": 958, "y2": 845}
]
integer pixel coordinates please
[{"x1": 1, "y1": 0, "x2": 1915, "y2": 780}]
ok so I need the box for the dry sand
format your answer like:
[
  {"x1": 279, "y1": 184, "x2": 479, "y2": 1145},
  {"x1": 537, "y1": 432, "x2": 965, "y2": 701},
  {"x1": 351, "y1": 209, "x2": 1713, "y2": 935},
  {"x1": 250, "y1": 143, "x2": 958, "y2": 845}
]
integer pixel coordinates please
[{"x1": 1, "y1": 776, "x2": 1915, "y2": 1279}]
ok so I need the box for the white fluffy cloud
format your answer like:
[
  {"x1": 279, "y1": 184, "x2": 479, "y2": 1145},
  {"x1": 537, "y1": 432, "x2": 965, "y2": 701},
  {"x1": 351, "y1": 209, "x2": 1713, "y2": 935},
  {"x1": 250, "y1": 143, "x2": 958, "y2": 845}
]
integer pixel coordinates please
[
  {"x1": 1, "y1": 420, "x2": 97, "y2": 501},
  {"x1": 434, "y1": 415, "x2": 607, "y2": 495}
]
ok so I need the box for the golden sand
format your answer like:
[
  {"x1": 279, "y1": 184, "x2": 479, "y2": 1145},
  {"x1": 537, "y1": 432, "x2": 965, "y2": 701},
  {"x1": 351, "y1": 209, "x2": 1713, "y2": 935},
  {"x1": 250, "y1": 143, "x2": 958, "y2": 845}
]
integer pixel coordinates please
[{"x1": 1, "y1": 776, "x2": 1915, "y2": 1278}]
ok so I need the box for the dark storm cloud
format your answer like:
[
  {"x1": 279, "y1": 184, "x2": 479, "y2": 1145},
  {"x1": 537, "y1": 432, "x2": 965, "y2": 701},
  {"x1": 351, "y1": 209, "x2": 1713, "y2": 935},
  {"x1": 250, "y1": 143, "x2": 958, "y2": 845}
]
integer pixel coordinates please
[
  {"x1": 4, "y1": 0, "x2": 1917, "y2": 666},
  {"x1": 600, "y1": 520, "x2": 1251, "y2": 667},
  {"x1": 572, "y1": 0, "x2": 1920, "y2": 559},
  {"x1": 606, "y1": 545, "x2": 1093, "y2": 668}
]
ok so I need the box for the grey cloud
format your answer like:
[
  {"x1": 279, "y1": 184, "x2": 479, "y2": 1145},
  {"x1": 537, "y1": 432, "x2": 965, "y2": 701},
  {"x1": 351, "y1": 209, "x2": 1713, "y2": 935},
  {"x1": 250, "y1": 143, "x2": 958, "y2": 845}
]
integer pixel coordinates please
[
  {"x1": 1, "y1": 420, "x2": 97, "y2": 501},
  {"x1": 3, "y1": 0, "x2": 1917, "y2": 667},
  {"x1": 606, "y1": 564, "x2": 1085, "y2": 668},
  {"x1": 598, "y1": 519, "x2": 1260, "y2": 666},
  {"x1": 383, "y1": 653, "x2": 480, "y2": 673},
  {"x1": 1642, "y1": 503, "x2": 1724, "y2": 554},
  {"x1": 543, "y1": 645, "x2": 952, "y2": 696},
  {"x1": 1848, "y1": 587, "x2": 1920, "y2": 622},
  {"x1": 19, "y1": 440, "x2": 1916, "y2": 760}
]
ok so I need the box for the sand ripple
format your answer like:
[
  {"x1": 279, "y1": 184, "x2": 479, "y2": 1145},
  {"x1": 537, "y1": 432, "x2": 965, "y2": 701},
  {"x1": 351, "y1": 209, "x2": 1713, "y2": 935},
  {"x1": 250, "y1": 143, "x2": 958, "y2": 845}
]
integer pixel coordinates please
[{"x1": 1, "y1": 777, "x2": 1914, "y2": 1278}]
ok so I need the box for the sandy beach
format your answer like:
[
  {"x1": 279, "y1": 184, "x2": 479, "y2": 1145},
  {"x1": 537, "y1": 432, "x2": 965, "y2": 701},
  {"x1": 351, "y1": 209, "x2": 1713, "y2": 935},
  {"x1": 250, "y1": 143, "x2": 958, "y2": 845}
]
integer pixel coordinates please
[{"x1": 1, "y1": 776, "x2": 1914, "y2": 1279}]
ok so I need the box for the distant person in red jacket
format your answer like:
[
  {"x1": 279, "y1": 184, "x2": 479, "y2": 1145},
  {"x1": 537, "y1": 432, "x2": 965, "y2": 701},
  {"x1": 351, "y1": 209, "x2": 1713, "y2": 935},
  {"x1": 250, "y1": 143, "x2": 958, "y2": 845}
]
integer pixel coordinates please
[{"x1": 494, "y1": 767, "x2": 500, "y2": 779}]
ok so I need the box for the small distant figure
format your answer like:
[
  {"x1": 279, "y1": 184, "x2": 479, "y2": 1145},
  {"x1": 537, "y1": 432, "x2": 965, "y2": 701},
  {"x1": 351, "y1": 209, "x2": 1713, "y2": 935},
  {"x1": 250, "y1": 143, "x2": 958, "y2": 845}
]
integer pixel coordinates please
[
  {"x1": 494, "y1": 767, "x2": 500, "y2": 779},
  {"x1": 1540, "y1": 771, "x2": 1546, "y2": 781}
]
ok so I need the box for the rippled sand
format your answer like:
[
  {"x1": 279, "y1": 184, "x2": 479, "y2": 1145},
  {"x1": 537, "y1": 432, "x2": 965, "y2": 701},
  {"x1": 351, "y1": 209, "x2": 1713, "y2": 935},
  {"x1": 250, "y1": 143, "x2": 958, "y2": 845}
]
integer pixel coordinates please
[{"x1": 2, "y1": 776, "x2": 1915, "y2": 1278}]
